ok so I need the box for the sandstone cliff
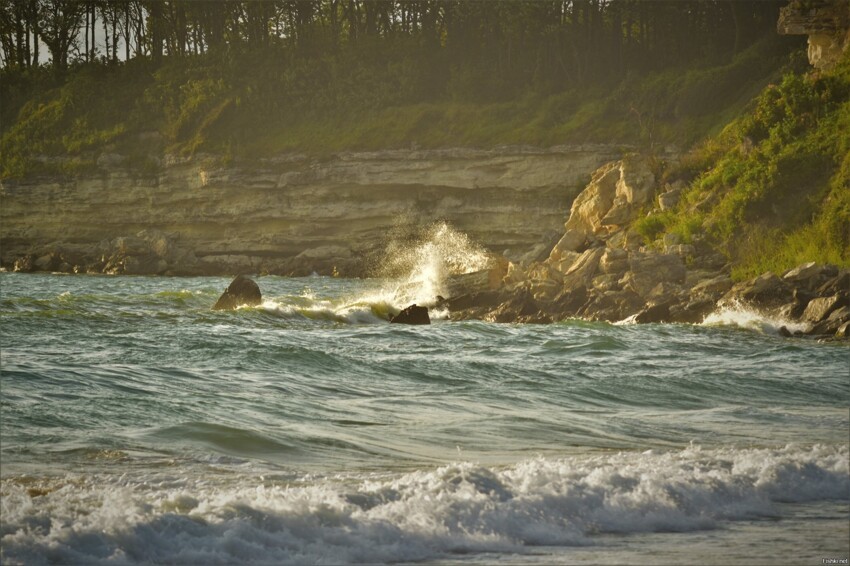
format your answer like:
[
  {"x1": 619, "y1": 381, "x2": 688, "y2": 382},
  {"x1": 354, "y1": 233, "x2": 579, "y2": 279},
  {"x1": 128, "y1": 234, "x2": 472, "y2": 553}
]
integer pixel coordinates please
[{"x1": 0, "y1": 146, "x2": 621, "y2": 276}]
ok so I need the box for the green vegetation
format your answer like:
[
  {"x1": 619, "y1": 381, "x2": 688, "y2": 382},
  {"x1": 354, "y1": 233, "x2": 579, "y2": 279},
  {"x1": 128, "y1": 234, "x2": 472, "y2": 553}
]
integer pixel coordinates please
[
  {"x1": 2, "y1": 0, "x2": 794, "y2": 177},
  {"x1": 643, "y1": 51, "x2": 850, "y2": 278},
  {"x1": 0, "y1": 33, "x2": 799, "y2": 178}
]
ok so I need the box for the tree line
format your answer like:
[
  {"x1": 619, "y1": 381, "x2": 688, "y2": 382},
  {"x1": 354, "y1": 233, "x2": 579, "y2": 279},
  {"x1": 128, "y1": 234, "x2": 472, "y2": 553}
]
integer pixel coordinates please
[{"x1": 2, "y1": 1, "x2": 783, "y2": 82}]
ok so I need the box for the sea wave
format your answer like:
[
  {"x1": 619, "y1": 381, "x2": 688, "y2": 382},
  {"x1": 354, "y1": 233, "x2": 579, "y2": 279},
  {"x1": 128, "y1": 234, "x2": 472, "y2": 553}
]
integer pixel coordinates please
[
  {"x1": 701, "y1": 301, "x2": 809, "y2": 335},
  {"x1": 2, "y1": 444, "x2": 846, "y2": 565}
]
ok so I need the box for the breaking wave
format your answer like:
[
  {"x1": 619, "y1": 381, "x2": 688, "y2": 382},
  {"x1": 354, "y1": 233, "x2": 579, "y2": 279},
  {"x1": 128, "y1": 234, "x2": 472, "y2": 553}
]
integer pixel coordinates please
[
  {"x1": 701, "y1": 301, "x2": 809, "y2": 335},
  {"x1": 1, "y1": 444, "x2": 846, "y2": 565},
  {"x1": 255, "y1": 222, "x2": 491, "y2": 322}
]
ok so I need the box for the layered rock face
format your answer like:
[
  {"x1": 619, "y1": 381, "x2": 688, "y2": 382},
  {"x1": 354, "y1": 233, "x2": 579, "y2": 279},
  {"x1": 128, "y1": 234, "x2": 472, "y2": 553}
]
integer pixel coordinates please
[
  {"x1": 778, "y1": 0, "x2": 850, "y2": 70},
  {"x1": 0, "y1": 146, "x2": 619, "y2": 276}
]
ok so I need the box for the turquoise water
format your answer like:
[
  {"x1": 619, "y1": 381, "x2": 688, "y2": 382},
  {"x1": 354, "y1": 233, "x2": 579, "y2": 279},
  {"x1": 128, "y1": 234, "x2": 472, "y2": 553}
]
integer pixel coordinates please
[{"x1": 1, "y1": 273, "x2": 848, "y2": 564}]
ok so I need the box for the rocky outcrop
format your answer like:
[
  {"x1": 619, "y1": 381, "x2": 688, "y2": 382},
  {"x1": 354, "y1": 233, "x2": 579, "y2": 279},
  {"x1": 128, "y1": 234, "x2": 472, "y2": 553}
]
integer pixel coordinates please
[
  {"x1": 212, "y1": 274, "x2": 263, "y2": 310},
  {"x1": 443, "y1": 155, "x2": 849, "y2": 339},
  {"x1": 1, "y1": 145, "x2": 621, "y2": 276},
  {"x1": 778, "y1": 0, "x2": 850, "y2": 71},
  {"x1": 389, "y1": 304, "x2": 431, "y2": 325}
]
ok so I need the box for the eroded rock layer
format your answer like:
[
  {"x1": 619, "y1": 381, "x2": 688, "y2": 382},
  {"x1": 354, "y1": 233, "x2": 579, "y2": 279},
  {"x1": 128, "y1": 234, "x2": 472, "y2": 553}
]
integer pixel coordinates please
[{"x1": 1, "y1": 146, "x2": 620, "y2": 276}]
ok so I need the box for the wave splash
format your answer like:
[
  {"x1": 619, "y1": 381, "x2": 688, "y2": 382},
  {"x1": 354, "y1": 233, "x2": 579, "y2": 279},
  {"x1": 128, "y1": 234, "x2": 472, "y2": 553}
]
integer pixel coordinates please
[
  {"x1": 259, "y1": 222, "x2": 491, "y2": 323},
  {"x1": 701, "y1": 300, "x2": 809, "y2": 335},
  {"x1": 1, "y1": 444, "x2": 846, "y2": 565}
]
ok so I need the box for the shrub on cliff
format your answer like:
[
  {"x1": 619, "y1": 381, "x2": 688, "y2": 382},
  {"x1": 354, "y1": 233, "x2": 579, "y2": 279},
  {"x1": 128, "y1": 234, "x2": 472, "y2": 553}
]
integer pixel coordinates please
[{"x1": 647, "y1": 52, "x2": 850, "y2": 279}]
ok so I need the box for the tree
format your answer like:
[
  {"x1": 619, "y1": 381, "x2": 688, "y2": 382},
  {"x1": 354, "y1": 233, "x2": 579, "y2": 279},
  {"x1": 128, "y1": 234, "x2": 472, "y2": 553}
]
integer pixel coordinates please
[{"x1": 38, "y1": 0, "x2": 84, "y2": 71}]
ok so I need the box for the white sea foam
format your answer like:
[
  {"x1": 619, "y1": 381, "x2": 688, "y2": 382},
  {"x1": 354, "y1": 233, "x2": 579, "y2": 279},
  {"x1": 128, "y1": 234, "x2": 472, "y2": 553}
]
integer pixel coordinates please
[
  {"x1": 378, "y1": 221, "x2": 491, "y2": 308},
  {"x1": 701, "y1": 301, "x2": 809, "y2": 335},
  {"x1": 2, "y1": 444, "x2": 846, "y2": 565},
  {"x1": 250, "y1": 223, "x2": 489, "y2": 323}
]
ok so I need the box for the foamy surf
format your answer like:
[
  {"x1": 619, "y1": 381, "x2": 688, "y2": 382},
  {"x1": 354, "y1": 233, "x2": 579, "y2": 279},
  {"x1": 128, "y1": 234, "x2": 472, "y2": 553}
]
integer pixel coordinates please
[
  {"x1": 702, "y1": 301, "x2": 809, "y2": 335},
  {"x1": 238, "y1": 223, "x2": 489, "y2": 324},
  {"x1": 1, "y1": 445, "x2": 846, "y2": 565}
]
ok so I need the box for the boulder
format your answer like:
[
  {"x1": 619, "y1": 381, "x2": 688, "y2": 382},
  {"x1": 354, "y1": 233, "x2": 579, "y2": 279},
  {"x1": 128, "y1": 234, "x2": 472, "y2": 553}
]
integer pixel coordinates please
[
  {"x1": 808, "y1": 305, "x2": 850, "y2": 336},
  {"x1": 623, "y1": 252, "x2": 686, "y2": 297},
  {"x1": 13, "y1": 255, "x2": 33, "y2": 272},
  {"x1": 550, "y1": 286, "x2": 589, "y2": 320},
  {"x1": 801, "y1": 294, "x2": 846, "y2": 323},
  {"x1": 580, "y1": 289, "x2": 645, "y2": 322},
  {"x1": 690, "y1": 274, "x2": 733, "y2": 298},
  {"x1": 390, "y1": 304, "x2": 431, "y2": 325},
  {"x1": 486, "y1": 288, "x2": 541, "y2": 323},
  {"x1": 212, "y1": 275, "x2": 263, "y2": 310},
  {"x1": 815, "y1": 271, "x2": 850, "y2": 298},
  {"x1": 658, "y1": 187, "x2": 682, "y2": 211},
  {"x1": 783, "y1": 262, "x2": 838, "y2": 293},
  {"x1": 634, "y1": 302, "x2": 672, "y2": 324},
  {"x1": 722, "y1": 272, "x2": 794, "y2": 311},
  {"x1": 669, "y1": 298, "x2": 716, "y2": 324},
  {"x1": 561, "y1": 247, "x2": 605, "y2": 289},
  {"x1": 599, "y1": 248, "x2": 629, "y2": 275}
]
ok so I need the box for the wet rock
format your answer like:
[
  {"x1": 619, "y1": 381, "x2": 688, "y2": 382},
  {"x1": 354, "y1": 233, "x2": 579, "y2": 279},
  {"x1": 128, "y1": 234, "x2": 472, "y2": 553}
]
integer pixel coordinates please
[
  {"x1": 807, "y1": 304, "x2": 850, "y2": 336},
  {"x1": 815, "y1": 271, "x2": 849, "y2": 298},
  {"x1": 836, "y1": 320, "x2": 850, "y2": 339},
  {"x1": 444, "y1": 290, "x2": 504, "y2": 312},
  {"x1": 690, "y1": 274, "x2": 733, "y2": 299},
  {"x1": 550, "y1": 286, "x2": 589, "y2": 320},
  {"x1": 579, "y1": 289, "x2": 644, "y2": 322},
  {"x1": 124, "y1": 256, "x2": 168, "y2": 276},
  {"x1": 722, "y1": 272, "x2": 795, "y2": 311},
  {"x1": 13, "y1": 255, "x2": 34, "y2": 272},
  {"x1": 390, "y1": 304, "x2": 431, "y2": 325},
  {"x1": 634, "y1": 302, "x2": 672, "y2": 324},
  {"x1": 486, "y1": 288, "x2": 541, "y2": 323},
  {"x1": 212, "y1": 274, "x2": 263, "y2": 310},
  {"x1": 668, "y1": 298, "x2": 716, "y2": 324}
]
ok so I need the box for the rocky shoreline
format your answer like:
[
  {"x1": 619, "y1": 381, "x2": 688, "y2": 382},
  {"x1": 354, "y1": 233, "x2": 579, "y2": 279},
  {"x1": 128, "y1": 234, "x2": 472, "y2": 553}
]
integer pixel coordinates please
[
  {"x1": 440, "y1": 156, "x2": 849, "y2": 339},
  {"x1": 5, "y1": 152, "x2": 848, "y2": 340}
]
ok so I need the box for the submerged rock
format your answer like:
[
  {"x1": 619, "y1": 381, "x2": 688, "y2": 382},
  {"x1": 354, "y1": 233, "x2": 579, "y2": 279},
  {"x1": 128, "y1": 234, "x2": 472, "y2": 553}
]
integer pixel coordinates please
[
  {"x1": 390, "y1": 304, "x2": 431, "y2": 325},
  {"x1": 212, "y1": 275, "x2": 263, "y2": 310}
]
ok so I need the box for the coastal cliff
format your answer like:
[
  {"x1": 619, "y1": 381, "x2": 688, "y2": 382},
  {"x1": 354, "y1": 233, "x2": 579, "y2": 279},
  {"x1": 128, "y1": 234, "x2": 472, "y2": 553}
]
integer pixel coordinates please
[{"x1": 0, "y1": 145, "x2": 620, "y2": 276}]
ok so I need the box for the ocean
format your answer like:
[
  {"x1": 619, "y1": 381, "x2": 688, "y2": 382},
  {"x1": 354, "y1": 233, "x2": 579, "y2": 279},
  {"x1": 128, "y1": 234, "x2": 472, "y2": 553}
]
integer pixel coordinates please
[{"x1": 1, "y1": 268, "x2": 848, "y2": 565}]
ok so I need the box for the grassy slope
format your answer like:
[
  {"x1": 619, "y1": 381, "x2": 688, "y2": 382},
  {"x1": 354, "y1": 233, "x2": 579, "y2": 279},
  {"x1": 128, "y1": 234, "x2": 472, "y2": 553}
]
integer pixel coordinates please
[
  {"x1": 1, "y1": 36, "x2": 794, "y2": 175},
  {"x1": 636, "y1": 50, "x2": 850, "y2": 279}
]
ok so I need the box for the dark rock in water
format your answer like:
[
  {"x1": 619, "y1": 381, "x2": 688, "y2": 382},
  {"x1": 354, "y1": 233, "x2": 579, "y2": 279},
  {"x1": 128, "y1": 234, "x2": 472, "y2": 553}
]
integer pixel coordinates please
[
  {"x1": 13, "y1": 256, "x2": 33, "y2": 272},
  {"x1": 445, "y1": 290, "x2": 503, "y2": 312},
  {"x1": 390, "y1": 304, "x2": 431, "y2": 325},
  {"x1": 550, "y1": 286, "x2": 589, "y2": 319},
  {"x1": 487, "y1": 288, "x2": 541, "y2": 323},
  {"x1": 669, "y1": 298, "x2": 715, "y2": 324},
  {"x1": 778, "y1": 326, "x2": 792, "y2": 338},
  {"x1": 634, "y1": 302, "x2": 671, "y2": 324},
  {"x1": 213, "y1": 274, "x2": 263, "y2": 310}
]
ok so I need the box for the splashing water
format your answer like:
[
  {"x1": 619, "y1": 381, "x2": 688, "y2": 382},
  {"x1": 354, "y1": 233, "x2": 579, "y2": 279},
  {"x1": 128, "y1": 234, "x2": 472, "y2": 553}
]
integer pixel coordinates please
[
  {"x1": 702, "y1": 300, "x2": 809, "y2": 335},
  {"x1": 252, "y1": 223, "x2": 492, "y2": 322},
  {"x1": 379, "y1": 222, "x2": 491, "y2": 308}
]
